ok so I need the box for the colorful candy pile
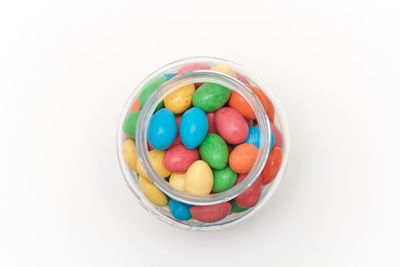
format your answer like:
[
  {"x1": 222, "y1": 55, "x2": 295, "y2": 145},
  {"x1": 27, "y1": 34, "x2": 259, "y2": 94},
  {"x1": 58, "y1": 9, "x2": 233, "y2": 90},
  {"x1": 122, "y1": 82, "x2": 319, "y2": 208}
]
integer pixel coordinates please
[{"x1": 122, "y1": 63, "x2": 284, "y2": 223}]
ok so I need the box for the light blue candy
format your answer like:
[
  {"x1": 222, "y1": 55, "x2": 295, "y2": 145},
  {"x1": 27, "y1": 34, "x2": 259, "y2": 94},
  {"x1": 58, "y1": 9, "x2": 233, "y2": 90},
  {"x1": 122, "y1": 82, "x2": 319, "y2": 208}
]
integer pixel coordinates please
[
  {"x1": 168, "y1": 199, "x2": 192, "y2": 221},
  {"x1": 163, "y1": 73, "x2": 176, "y2": 80},
  {"x1": 244, "y1": 126, "x2": 260, "y2": 148},
  {"x1": 180, "y1": 107, "x2": 208, "y2": 149},
  {"x1": 148, "y1": 108, "x2": 177, "y2": 150}
]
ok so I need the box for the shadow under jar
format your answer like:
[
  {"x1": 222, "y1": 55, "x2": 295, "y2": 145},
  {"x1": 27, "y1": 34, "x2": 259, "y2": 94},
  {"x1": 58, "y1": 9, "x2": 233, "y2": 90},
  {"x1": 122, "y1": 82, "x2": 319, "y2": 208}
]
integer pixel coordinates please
[{"x1": 117, "y1": 57, "x2": 289, "y2": 231}]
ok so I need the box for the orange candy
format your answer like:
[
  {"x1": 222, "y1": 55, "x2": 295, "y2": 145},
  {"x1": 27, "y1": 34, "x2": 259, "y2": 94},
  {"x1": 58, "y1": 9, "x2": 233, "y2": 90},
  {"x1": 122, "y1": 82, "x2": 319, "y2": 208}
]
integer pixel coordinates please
[
  {"x1": 228, "y1": 92, "x2": 256, "y2": 119},
  {"x1": 249, "y1": 85, "x2": 275, "y2": 122},
  {"x1": 129, "y1": 98, "x2": 140, "y2": 112},
  {"x1": 261, "y1": 146, "x2": 283, "y2": 184},
  {"x1": 229, "y1": 144, "x2": 258, "y2": 174}
]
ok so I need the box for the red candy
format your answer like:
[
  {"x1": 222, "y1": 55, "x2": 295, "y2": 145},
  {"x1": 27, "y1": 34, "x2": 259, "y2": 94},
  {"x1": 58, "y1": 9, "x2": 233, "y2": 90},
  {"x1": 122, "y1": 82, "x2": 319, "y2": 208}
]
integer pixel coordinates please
[
  {"x1": 261, "y1": 146, "x2": 283, "y2": 185},
  {"x1": 215, "y1": 107, "x2": 249, "y2": 144},
  {"x1": 236, "y1": 72, "x2": 249, "y2": 84},
  {"x1": 176, "y1": 63, "x2": 210, "y2": 75},
  {"x1": 235, "y1": 174, "x2": 262, "y2": 208},
  {"x1": 207, "y1": 112, "x2": 217, "y2": 133},
  {"x1": 190, "y1": 202, "x2": 232, "y2": 222},
  {"x1": 270, "y1": 122, "x2": 283, "y2": 148},
  {"x1": 250, "y1": 85, "x2": 275, "y2": 122},
  {"x1": 164, "y1": 144, "x2": 200, "y2": 173}
]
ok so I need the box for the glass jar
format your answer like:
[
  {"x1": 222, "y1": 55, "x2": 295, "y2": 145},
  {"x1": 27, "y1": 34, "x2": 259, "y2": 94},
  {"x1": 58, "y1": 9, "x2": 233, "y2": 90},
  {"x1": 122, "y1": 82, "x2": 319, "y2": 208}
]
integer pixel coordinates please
[{"x1": 117, "y1": 57, "x2": 289, "y2": 230}]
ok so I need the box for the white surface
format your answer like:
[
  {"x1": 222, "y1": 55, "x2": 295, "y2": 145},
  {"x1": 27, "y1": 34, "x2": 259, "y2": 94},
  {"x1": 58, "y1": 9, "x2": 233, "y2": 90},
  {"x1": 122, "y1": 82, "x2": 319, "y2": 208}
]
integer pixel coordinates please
[{"x1": 1, "y1": 0, "x2": 399, "y2": 266}]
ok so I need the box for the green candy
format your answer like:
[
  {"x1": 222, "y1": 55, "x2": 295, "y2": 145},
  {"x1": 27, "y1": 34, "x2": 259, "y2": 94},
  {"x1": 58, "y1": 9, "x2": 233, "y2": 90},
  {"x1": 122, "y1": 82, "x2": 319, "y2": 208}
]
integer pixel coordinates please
[
  {"x1": 231, "y1": 201, "x2": 248, "y2": 213},
  {"x1": 192, "y1": 83, "x2": 231, "y2": 112},
  {"x1": 123, "y1": 111, "x2": 140, "y2": 139},
  {"x1": 199, "y1": 134, "x2": 228, "y2": 169},
  {"x1": 212, "y1": 166, "x2": 237, "y2": 193},
  {"x1": 139, "y1": 76, "x2": 168, "y2": 110}
]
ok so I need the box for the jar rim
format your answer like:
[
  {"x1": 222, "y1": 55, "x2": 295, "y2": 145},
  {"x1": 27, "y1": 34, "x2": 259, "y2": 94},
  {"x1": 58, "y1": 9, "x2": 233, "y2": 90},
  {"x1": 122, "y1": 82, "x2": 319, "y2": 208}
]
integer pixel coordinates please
[{"x1": 135, "y1": 70, "x2": 271, "y2": 205}]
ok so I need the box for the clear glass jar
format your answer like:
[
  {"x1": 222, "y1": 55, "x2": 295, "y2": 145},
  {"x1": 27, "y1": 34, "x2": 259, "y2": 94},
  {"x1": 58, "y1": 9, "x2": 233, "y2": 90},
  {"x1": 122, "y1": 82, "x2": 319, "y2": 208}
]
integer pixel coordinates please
[{"x1": 117, "y1": 57, "x2": 289, "y2": 230}]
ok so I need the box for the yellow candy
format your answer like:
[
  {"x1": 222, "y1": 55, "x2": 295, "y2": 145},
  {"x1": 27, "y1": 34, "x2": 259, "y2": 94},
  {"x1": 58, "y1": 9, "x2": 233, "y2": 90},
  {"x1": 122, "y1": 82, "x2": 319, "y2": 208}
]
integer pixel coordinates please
[
  {"x1": 123, "y1": 139, "x2": 138, "y2": 171},
  {"x1": 185, "y1": 160, "x2": 213, "y2": 195},
  {"x1": 164, "y1": 83, "x2": 195, "y2": 114},
  {"x1": 169, "y1": 173, "x2": 186, "y2": 192},
  {"x1": 137, "y1": 150, "x2": 171, "y2": 179},
  {"x1": 211, "y1": 64, "x2": 237, "y2": 77},
  {"x1": 138, "y1": 175, "x2": 168, "y2": 206}
]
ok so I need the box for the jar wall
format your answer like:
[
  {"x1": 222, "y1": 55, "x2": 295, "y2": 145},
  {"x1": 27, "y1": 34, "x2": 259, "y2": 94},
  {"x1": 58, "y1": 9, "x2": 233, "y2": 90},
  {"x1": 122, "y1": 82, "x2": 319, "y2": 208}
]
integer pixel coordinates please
[{"x1": 117, "y1": 57, "x2": 289, "y2": 230}]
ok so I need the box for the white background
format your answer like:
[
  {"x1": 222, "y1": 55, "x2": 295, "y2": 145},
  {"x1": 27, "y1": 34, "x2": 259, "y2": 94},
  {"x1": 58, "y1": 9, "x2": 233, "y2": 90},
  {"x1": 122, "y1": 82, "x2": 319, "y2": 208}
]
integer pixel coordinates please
[{"x1": 1, "y1": 0, "x2": 399, "y2": 266}]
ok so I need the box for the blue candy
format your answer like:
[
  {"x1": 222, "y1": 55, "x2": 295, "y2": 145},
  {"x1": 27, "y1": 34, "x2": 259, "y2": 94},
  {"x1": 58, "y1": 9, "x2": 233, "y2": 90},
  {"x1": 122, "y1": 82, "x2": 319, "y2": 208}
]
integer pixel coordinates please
[
  {"x1": 180, "y1": 107, "x2": 208, "y2": 149},
  {"x1": 245, "y1": 126, "x2": 260, "y2": 148},
  {"x1": 148, "y1": 108, "x2": 177, "y2": 150},
  {"x1": 168, "y1": 199, "x2": 192, "y2": 221},
  {"x1": 163, "y1": 73, "x2": 176, "y2": 80}
]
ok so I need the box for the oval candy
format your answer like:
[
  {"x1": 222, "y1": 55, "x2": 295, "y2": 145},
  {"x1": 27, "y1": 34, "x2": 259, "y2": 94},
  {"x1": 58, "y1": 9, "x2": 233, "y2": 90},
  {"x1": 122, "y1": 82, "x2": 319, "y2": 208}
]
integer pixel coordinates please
[
  {"x1": 211, "y1": 64, "x2": 237, "y2": 77},
  {"x1": 184, "y1": 160, "x2": 213, "y2": 195},
  {"x1": 148, "y1": 108, "x2": 177, "y2": 150},
  {"x1": 250, "y1": 85, "x2": 275, "y2": 122},
  {"x1": 190, "y1": 202, "x2": 231, "y2": 222},
  {"x1": 271, "y1": 122, "x2": 283, "y2": 148},
  {"x1": 235, "y1": 174, "x2": 262, "y2": 208},
  {"x1": 192, "y1": 83, "x2": 231, "y2": 112},
  {"x1": 168, "y1": 199, "x2": 192, "y2": 221},
  {"x1": 180, "y1": 107, "x2": 208, "y2": 149},
  {"x1": 199, "y1": 134, "x2": 228, "y2": 170},
  {"x1": 212, "y1": 166, "x2": 237, "y2": 193},
  {"x1": 137, "y1": 150, "x2": 171, "y2": 179},
  {"x1": 122, "y1": 139, "x2": 138, "y2": 171},
  {"x1": 164, "y1": 144, "x2": 200, "y2": 173},
  {"x1": 139, "y1": 76, "x2": 168, "y2": 109},
  {"x1": 123, "y1": 111, "x2": 140, "y2": 139},
  {"x1": 215, "y1": 107, "x2": 249, "y2": 144},
  {"x1": 261, "y1": 146, "x2": 283, "y2": 185},
  {"x1": 139, "y1": 175, "x2": 168, "y2": 207},
  {"x1": 229, "y1": 144, "x2": 258, "y2": 174},
  {"x1": 169, "y1": 173, "x2": 186, "y2": 192},
  {"x1": 244, "y1": 126, "x2": 260, "y2": 148},
  {"x1": 228, "y1": 91, "x2": 256, "y2": 119},
  {"x1": 164, "y1": 83, "x2": 195, "y2": 114}
]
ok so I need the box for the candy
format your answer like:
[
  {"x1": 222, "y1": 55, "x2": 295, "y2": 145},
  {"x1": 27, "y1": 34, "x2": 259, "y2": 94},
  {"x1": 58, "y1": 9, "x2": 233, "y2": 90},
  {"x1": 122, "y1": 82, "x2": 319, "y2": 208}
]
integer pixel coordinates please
[
  {"x1": 164, "y1": 83, "x2": 195, "y2": 114},
  {"x1": 244, "y1": 126, "x2": 260, "y2": 148},
  {"x1": 261, "y1": 146, "x2": 283, "y2": 185},
  {"x1": 139, "y1": 175, "x2": 168, "y2": 206},
  {"x1": 236, "y1": 72, "x2": 249, "y2": 84},
  {"x1": 190, "y1": 202, "x2": 231, "y2": 222},
  {"x1": 228, "y1": 91, "x2": 256, "y2": 119},
  {"x1": 184, "y1": 160, "x2": 213, "y2": 195},
  {"x1": 215, "y1": 107, "x2": 249, "y2": 144},
  {"x1": 148, "y1": 108, "x2": 177, "y2": 150},
  {"x1": 229, "y1": 144, "x2": 258, "y2": 174},
  {"x1": 123, "y1": 111, "x2": 140, "y2": 139},
  {"x1": 250, "y1": 85, "x2": 275, "y2": 121},
  {"x1": 180, "y1": 107, "x2": 208, "y2": 149},
  {"x1": 235, "y1": 174, "x2": 262, "y2": 208},
  {"x1": 271, "y1": 122, "x2": 283, "y2": 148},
  {"x1": 169, "y1": 173, "x2": 186, "y2": 192},
  {"x1": 123, "y1": 139, "x2": 138, "y2": 171},
  {"x1": 176, "y1": 63, "x2": 210, "y2": 75},
  {"x1": 231, "y1": 201, "x2": 248, "y2": 213},
  {"x1": 129, "y1": 98, "x2": 140, "y2": 112},
  {"x1": 207, "y1": 112, "x2": 217, "y2": 133},
  {"x1": 192, "y1": 83, "x2": 231, "y2": 112},
  {"x1": 139, "y1": 76, "x2": 168, "y2": 110},
  {"x1": 164, "y1": 73, "x2": 176, "y2": 80},
  {"x1": 199, "y1": 134, "x2": 228, "y2": 170},
  {"x1": 164, "y1": 144, "x2": 200, "y2": 173},
  {"x1": 137, "y1": 150, "x2": 171, "y2": 179},
  {"x1": 212, "y1": 166, "x2": 237, "y2": 193},
  {"x1": 168, "y1": 199, "x2": 192, "y2": 221},
  {"x1": 211, "y1": 64, "x2": 236, "y2": 77}
]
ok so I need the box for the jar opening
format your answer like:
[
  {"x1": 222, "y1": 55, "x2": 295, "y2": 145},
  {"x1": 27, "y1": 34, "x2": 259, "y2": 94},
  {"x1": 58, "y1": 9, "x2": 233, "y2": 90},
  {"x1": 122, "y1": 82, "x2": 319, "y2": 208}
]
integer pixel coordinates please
[{"x1": 136, "y1": 70, "x2": 271, "y2": 206}]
